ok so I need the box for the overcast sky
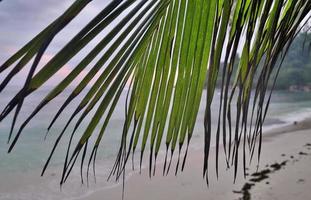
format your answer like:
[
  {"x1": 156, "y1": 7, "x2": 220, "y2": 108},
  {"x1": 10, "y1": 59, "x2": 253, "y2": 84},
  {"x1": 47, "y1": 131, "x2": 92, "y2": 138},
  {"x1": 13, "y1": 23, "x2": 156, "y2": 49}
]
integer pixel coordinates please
[{"x1": 0, "y1": 0, "x2": 111, "y2": 86}]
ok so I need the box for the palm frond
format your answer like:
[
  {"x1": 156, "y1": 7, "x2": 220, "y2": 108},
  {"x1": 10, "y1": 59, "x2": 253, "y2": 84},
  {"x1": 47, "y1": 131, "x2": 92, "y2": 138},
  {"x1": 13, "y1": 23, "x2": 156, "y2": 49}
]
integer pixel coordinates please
[{"x1": 1, "y1": 0, "x2": 310, "y2": 186}]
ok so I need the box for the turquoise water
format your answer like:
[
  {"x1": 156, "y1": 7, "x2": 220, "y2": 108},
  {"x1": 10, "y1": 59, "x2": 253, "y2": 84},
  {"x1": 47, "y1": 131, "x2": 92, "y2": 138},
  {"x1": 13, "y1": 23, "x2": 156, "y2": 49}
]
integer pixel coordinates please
[
  {"x1": 1, "y1": 88, "x2": 311, "y2": 172},
  {"x1": 0, "y1": 87, "x2": 310, "y2": 199},
  {"x1": 0, "y1": 86, "x2": 126, "y2": 173},
  {"x1": 267, "y1": 91, "x2": 311, "y2": 121}
]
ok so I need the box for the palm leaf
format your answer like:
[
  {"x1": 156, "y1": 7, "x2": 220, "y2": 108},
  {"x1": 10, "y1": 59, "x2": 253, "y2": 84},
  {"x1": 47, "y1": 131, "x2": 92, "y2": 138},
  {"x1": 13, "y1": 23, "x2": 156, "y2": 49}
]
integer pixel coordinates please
[{"x1": 1, "y1": 0, "x2": 311, "y2": 186}]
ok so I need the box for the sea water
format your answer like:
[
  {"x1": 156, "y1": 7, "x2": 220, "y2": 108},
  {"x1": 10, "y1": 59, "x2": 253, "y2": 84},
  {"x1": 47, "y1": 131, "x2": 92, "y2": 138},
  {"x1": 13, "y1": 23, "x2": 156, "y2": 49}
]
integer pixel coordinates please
[{"x1": 0, "y1": 86, "x2": 310, "y2": 199}]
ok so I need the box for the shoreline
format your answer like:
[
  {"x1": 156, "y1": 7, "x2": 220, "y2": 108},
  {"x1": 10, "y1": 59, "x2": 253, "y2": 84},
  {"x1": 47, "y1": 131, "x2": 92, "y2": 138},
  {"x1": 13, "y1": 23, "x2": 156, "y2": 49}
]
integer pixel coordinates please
[
  {"x1": 0, "y1": 116, "x2": 310, "y2": 200},
  {"x1": 81, "y1": 117, "x2": 311, "y2": 200}
]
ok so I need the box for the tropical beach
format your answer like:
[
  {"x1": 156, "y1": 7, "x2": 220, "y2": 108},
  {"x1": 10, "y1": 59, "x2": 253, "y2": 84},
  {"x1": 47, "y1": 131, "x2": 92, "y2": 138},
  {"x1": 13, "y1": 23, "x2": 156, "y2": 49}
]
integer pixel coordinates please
[
  {"x1": 0, "y1": 89, "x2": 310, "y2": 200},
  {"x1": 1, "y1": 110, "x2": 310, "y2": 200},
  {"x1": 1, "y1": 0, "x2": 311, "y2": 200}
]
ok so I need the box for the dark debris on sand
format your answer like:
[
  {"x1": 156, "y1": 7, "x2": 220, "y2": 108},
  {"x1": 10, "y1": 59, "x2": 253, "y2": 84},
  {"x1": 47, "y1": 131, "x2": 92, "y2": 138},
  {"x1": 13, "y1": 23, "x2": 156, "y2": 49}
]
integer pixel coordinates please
[
  {"x1": 233, "y1": 183, "x2": 254, "y2": 200},
  {"x1": 304, "y1": 143, "x2": 311, "y2": 147},
  {"x1": 233, "y1": 161, "x2": 287, "y2": 200},
  {"x1": 305, "y1": 143, "x2": 311, "y2": 150},
  {"x1": 299, "y1": 151, "x2": 308, "y2": 156},
  {"x1": 270, "y1": 161, "x2": 287, "y2": 170},
  {"x1": 233, "y1": 143, "x2": 311, "y2": 200}
]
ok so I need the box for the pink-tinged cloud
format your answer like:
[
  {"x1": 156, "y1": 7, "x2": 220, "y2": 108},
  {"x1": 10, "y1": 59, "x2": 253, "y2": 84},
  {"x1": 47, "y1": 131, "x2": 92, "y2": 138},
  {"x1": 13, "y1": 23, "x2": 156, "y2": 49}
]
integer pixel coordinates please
[
  {"x1": 1, "y1": 0, "x2": 111, "y2": 87},
  {"x1": 40, "y1": 53, "x2": 100, "y2": 86},
  {"x1": 57, "y1": 65, "x2": 102, "y2": 84},
  {"x1": 3, "y1": 45, "x2": 18, "y2": 55},
  {"x1": 1, "y1": 50, "x2": 102, "y2": 87},
  {"x1": 56, "y1": 65, "x2": 71, "y2": 77}
]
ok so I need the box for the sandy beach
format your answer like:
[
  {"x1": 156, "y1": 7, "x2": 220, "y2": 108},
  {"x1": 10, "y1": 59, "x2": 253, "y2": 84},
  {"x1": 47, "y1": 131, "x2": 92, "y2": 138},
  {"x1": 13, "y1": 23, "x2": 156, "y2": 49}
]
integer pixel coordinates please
[
  {"x1": 0, "y1": 116, "x2": 310, "y2": 200},
  {"x1": 80, "y1": 118, "x2": 311, "y2": 200}
]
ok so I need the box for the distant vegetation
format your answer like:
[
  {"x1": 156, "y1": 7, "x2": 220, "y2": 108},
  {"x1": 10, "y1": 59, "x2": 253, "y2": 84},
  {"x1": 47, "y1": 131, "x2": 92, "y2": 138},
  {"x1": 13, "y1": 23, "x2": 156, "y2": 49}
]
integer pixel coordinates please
[
  {"x1": 274, "y1": 33, "x2": 311, "y2": 90},
  {"x1": 209, "y1": 33, "x2": 311, "y2": 91}
]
